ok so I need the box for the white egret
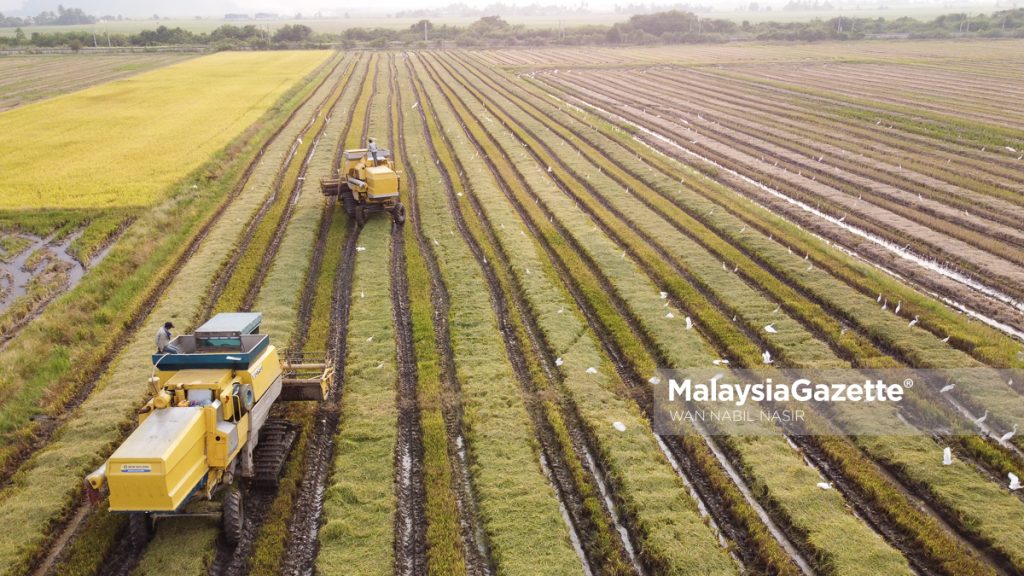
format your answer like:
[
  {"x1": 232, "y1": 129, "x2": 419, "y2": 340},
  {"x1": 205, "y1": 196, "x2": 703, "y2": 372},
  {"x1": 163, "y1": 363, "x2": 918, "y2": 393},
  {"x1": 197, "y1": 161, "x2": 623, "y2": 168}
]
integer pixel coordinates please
[
  {"x1": 894, "y1": 301, "x2": 901, "y2": 314},
  {"x1": 943, "y1": 447, "x2": 953, "y2": 466},
  {"x1": 648, "y1": 376, "x2": 661, "y2": 385},
  {"x1": 685, "y1": 317, "x2": 693, "y2": 330},
  {"x1": 660, "y1": 291, "x2": 668, "y2": 299},
  {"x1": 1010, "y1": 473, "x2": 1021, "y2": 491},
  {"x1": 908, "y1": 315, "x2": 919, "y2": 328},
  {"x1": 762, "y1": 350, "x2": 773, "y2": 365},
  {"x1": 764, "y1": 323, "x2": 777, "y2": 334},
  {"x1": 975, "y1": 410, "x2": 988, "y2": 425},
  {"x1": 586, "y1": 367, "x2": 598, "y2": 375},
  {"x1": 816, "y1": 482, "x2": 833, "y2": 490},
  {"x1": 940, "y1": 383, "x2": 955, "y2": 393},
  {"x1": 555, "y1": 357, "x2": 564, "y2": 367},
  {"x1": 613, "y1": 421, "x2": 626, "y2": 432},
  {"x1": 999, "y1": 424, "x2": 1017, "y2": 443}
]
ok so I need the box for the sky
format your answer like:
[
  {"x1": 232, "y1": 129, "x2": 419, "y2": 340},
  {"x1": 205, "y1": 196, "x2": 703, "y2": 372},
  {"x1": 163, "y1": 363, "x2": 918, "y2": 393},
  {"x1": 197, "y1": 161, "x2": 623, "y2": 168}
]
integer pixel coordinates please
[{"x1": 0, "y1": 0, "x2": 1008, "y2": 18}]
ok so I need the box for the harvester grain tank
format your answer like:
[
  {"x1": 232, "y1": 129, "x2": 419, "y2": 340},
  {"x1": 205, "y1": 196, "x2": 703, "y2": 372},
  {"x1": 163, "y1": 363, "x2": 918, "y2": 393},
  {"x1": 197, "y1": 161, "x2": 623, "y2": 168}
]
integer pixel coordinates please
[
  {"x1": 85, "y1": 312, "x2": 332, "y2": 546},
  {"x1": 320, "y1": 146, "x2": 406, "y2": 225}
]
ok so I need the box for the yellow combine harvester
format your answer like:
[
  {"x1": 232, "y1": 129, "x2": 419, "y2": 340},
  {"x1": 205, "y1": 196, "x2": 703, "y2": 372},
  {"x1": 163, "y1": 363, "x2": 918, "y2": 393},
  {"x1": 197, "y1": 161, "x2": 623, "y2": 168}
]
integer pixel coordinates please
[
  {"x1": 85, "y1": 313, "x2": 332, "y2": 546},
  {"x1": 320, "y1": 146, "x2": 406, "y2": 225}
]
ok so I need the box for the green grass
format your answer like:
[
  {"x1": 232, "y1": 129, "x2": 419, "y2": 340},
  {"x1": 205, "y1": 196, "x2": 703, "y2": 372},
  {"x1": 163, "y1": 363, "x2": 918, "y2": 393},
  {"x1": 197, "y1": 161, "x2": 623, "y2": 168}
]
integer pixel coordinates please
[{"x1": 316, "y1": 223, "x2": 398, "y2": 574}]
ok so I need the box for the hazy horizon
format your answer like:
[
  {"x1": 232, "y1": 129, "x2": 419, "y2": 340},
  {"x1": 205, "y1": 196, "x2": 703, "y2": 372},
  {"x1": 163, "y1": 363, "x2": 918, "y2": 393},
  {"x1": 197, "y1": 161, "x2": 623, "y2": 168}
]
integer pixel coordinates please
[{"x1": 0, "y1": 0, "x2": 1013, "y2": 19}]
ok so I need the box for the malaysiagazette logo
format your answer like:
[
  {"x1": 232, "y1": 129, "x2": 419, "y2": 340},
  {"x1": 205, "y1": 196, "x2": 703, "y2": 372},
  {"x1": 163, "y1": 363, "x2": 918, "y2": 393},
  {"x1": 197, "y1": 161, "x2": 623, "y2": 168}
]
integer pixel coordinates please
[{"x1": 668, "y1": 375, "x2": 907, "y2": 407}]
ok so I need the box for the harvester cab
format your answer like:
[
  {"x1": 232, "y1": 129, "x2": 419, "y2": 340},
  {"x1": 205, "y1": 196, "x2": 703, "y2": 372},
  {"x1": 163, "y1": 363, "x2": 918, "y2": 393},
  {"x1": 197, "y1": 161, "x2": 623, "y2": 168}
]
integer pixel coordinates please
[
  {"x1": 84, "y1": 312, "x2": 333, "y2": 547},
  {"x1": 320, "y1": 147, "x2": 406, "y2": 225}
]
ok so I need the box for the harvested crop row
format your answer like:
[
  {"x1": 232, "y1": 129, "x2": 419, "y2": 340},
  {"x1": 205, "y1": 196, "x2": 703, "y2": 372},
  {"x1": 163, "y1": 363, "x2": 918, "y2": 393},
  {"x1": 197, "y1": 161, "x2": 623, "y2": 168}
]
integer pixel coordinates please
[
  {"x1": 468, "y1": 58, "x2": 1024, "y2": 464},
  {"x1": 431, "y1": 51, "x2": 917, "y2": 576},
  {"x1": 415, "y1": 57, "x2": 640, "y2": 576},
  {"x1": 545, "y1": 72, "x2": 1024, "y2": 302},
  {"x1": 390, "y1": 53, "x2": 471, "y2": 576},
  {"x1": 514, "y1": 62, "x2": 1024, "y2": 573},
  {"x1": 407, "y1": 55, "x2": 590, "y2": 575},
  {"x1": 418, "y1": 53, "x2": 744, "y2": 575}
]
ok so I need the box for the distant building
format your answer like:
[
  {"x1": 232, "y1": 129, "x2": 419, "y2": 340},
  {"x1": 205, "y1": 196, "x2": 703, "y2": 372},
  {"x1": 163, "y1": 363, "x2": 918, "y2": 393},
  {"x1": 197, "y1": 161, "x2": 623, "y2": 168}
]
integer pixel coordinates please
[
  {"x1": 255, "y1": 13, "x2": 280, "y2": 20},
  {"x1": 225, "y1": 13, "x2": 250, "y2": 21}
]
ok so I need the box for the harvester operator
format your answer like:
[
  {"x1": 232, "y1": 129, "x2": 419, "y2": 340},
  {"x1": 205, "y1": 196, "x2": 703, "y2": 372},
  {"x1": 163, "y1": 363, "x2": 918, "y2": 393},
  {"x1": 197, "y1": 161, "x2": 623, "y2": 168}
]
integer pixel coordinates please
[
  {"x1": 155, "y1": 321, "x2": 174, "y2": 353},
  {"x1": 368, "y1": 137, "x2": 379, "y2": 164}
]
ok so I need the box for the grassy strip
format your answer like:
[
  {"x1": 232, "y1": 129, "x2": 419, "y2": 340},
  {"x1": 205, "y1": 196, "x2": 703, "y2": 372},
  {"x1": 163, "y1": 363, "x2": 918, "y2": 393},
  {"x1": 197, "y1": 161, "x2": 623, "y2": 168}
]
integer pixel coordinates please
[
  {"x1": 390, "y1": 58, "x2": 467, "y2": 576},
  {"x1": 433, "y1": 52, "x2": 911, "y2": 576},
  {"x1": 0, "y1": 235, "x2": 32, "y2": 263},
  {"x1": 317, "y1": 53, "x2": 399, "y2": 574},
  {"x1": 0, "y1": 52, "x2": 341, "y2": 576},
  {"x1": 407, "y1": 57, "x2": 583, "y2": 575},
  {"x1": 0, "y1": 51, "x2": 336, "y2": 472},
  {"x1": 316, "y1": 219, "x2": 398, "y2": 574},
  {"x1": 418, "y1": 54, "x2": 737, "y2": 575},
  {"x1": 66, "y1": 211, "x2": 136, "y2": 265}
]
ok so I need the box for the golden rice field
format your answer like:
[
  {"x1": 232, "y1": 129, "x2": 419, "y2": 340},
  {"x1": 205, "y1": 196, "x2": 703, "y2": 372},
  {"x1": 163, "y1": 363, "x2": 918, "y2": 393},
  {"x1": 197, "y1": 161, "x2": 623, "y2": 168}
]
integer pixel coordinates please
[{"x1": 0, "y1": 51, "x2": 330, "y2": 210}]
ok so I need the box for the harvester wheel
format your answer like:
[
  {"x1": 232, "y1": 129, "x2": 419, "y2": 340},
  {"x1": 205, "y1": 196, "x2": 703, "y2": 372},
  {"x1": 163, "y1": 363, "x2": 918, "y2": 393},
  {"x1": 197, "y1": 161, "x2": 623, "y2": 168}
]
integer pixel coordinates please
[
  {"x1": 355, "y1": 205, "x2": 367, "y2": 227},
  {"x1": 342, "y1": 192, "x2": 356, "y2": 216},
  {"x1": 223, "y1": 487, "x2": 244, "y2": 546},
  {"x1": 393, "y1": 202, "x2": 406, "y2": 224},
  {"x1": 127, "y1": 512, "x2": 154, "y2": 549}
]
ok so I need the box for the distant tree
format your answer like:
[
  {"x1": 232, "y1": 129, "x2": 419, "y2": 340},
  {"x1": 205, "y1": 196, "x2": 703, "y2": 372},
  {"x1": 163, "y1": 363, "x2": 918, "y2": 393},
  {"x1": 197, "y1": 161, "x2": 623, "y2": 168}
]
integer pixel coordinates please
[
  {"x1": 272, "y1": 23, "x2": 312, "y2": 42},
  {"x1": 470, "y1": 15, "x2": 511, "y2": 35},
  {"x1": 68, "y1": 37, "x2": 83, "y2": 51},
  {"x1": 15, "y1": 27, "x2": 26, "y2": 44}
]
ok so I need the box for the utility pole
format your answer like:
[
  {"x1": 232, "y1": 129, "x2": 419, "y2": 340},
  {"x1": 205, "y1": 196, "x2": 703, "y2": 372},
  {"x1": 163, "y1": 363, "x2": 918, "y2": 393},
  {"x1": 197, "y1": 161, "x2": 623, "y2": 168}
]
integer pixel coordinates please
[
  {"x1": 93, "y1": 28, "x2": 98, "y2": 47},
  {"x1": 423, "y1": 20, "x2": 428, "y2": 42}
]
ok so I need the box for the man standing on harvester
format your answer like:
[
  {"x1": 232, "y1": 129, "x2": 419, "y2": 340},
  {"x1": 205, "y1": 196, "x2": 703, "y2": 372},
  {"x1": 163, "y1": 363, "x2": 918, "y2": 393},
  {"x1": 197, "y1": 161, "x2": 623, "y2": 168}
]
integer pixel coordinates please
[{"x1": 368, "y1": 137, "x2": 379, "y2": 164}]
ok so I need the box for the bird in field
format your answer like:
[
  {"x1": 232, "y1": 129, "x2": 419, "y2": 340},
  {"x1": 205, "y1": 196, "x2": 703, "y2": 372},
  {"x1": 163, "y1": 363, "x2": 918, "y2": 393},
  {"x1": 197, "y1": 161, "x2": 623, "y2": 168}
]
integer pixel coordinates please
[
  {"x1": 712, "y1": 359, "x2": 730, "y2": 366},
  {"x1": 685, "y1": 317, "x2": 693, "y2": 330},
  {"x1": 733, "y1": 264, "x2": 739, "y2": 272},
  {"x1": 666, "y1": 312, "x2": 675, "y2": 319},
  {"x1": 555, "y1": 357, "x2": 564, "y2": 367},
  {"x1": 838, "y1": 214, "x2": 846, "y2": 223},
  {"x1": 762, "y1": 350, "x2": 773, "y2": 365},
  {"x1": 940, "y1": 383, "x2": 955, "y2": 393},
  {"x1": 764, "y1": 323, "x2": 777, "y2": 334},
  {"x1": 943, "y1": 447, "x2": 953, "y2": 466},
  {"x1": 722, "y1": 261, "x2": 727, "y2": 270},
  {"x1": 877, "y1": 293, "x2": 883, "y2": 303},
  {"x1": 586, "y1": 367, "x2": 598, "y2": 375},
  {"x1": 908, "y1": 315, "x2": 919, "y2": 328},
  {"x1": 772, "y1": 305, "x2": 780, "y2": 314},
  {"x1": 882, "y1": 299, "x2": 888, "y2": 311},
  {"x1": 660, "y1": 291, "x2": 668, "y2": 299},
  {"x1": 999, "y1": 424, "x2": 1018, "y2": 444},
  {"x1": 547, "y1": 166, "x2": 552, "y2": 173},
  {"x1": 894, "y1": 301, "x2": 902, "y2": 314},
  {"x1": 816, "y1": 482, "x2": 833, "y2": 490},
  {"x1": 648, "y1": 376, "x2": 661, "y2": 385},
  {"x1": 1008, "y1": 473, "x2": 1022, "y2": 491},
  {"x1": 613, "y1": 421, "x2": 627, "y2": 432},
  {"x1": 941, "y1": 335, "x2": 950, "y2": 343},
  {"x1": 975, "y1": 410, "x2": 988, "y2": 426}
]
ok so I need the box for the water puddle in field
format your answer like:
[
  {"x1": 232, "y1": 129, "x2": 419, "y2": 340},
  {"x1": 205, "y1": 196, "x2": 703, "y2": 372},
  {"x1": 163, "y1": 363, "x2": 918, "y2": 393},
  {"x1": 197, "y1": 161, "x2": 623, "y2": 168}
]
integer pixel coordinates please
[
  {"x1": 0, "y1": 232, "x2": 85, "y2": 313},
  {"x1": 547, "y1": 92, "x2": 1024, "y2": 342}
]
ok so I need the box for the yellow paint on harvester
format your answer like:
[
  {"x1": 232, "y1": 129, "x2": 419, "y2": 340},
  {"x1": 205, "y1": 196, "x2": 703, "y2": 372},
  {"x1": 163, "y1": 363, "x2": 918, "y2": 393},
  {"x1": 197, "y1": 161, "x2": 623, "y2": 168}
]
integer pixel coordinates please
[{"x1": 0, "y1": 50, "x2": 330, "y2": 210}]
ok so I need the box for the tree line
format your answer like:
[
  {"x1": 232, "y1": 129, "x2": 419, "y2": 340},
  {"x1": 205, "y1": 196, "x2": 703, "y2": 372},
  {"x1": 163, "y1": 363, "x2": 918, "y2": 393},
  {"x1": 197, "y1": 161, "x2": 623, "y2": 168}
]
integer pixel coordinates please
[{"x1": 1, "y1": 7, "x2": 1023, "y2": 50}]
